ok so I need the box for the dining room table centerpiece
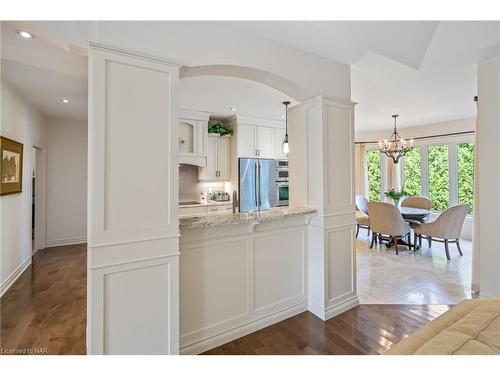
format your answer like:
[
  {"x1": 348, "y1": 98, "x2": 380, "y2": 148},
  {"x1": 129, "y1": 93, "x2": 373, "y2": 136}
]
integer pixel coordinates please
[{"x1": 384, "y1": 188, "x2": 407, "y2": 206}]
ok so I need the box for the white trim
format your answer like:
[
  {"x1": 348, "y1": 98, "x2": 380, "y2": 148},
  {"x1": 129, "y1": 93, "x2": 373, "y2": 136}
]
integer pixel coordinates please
[
  {"x1": 45, "y1": 236, "x2": 87, "y2": 248},
  {"x1": 235, "y1": 115, "x2": 285, "y2": 128},
  {"x1": 325, "y1": 295, "x2": 360, "y2": 320},
  {"x1": 0, "y1": 256, "x2": 32, "y2": 297},
  {"x1": 179, "y1": 302, "x2": 307, "y2": 355}
]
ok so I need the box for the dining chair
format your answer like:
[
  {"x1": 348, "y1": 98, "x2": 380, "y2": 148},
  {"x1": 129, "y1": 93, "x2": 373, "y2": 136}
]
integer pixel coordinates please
[
  {"x1": 355, "y1": 195, "x2": 370, "y2": 238},
  {"x1": 413, "y1": 204, "x2": 470, "y2": 260},
  {"x1": 401, "y1": 196, "x2": 432, "y2": 210},
  {"x1": 367, "y1": 202, "x2": 412, "y2": 254}
]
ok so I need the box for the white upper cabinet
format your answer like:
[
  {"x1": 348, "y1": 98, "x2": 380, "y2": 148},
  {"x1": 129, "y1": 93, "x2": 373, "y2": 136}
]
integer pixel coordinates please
[
  {"x1": 257, "y1": 126, "x2": 275, "y2": 158},
  {"x1": 179, "y1": 109, "x2": 211, "y2": 167},
  {"x1": 199, "y1": 135, "x2": 231, "y2": 182},
  {"x1": 274, "y1": 127, "x2": 288, "y2": 160},
  {"x1": 237, "y1": 124, "x2": 258, "y2": 157}
]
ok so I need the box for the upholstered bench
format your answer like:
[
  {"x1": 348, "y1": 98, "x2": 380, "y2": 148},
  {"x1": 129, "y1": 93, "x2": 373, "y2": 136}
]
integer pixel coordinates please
[{"x1": 385, "y1": 297, "x2": 500, "y2": 355}]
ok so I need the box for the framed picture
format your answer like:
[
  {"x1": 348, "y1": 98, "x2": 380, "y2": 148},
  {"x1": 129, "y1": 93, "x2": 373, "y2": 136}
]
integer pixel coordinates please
[{"x1": 1, "y1": 136, "x2": 24, "y2": 196}]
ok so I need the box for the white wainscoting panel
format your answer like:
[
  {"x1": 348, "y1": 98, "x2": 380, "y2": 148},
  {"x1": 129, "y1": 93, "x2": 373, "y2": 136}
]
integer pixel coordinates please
[
  {"x1": 87, "y1": 44, "x2": 180, "y2": 354},
  {"x1": 179, "y1": 219, "x2": 308, "y2": 354}
]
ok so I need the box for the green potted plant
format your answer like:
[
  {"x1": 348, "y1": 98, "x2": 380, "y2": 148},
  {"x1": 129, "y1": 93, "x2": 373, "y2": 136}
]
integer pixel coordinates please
[
  {"x1": 208, "y1": 120, "x2": 233, "y2": 136},
  {"x1": 384, "y1": 189, "x2": 407, "y2": 206}
]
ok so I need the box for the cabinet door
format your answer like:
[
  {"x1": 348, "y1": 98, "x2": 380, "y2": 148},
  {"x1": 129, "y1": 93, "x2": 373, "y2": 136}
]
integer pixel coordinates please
[
  {"x1": 179, "y1": 119, "x2": 196, "y2": 155},
  {"x1": 237, "y1": 124, "x2": 257, "y2": 158},
  {"x1": 199, "y1": 135, "x2": 218, "y2": 181},
  {"x1": 274, "y1": 127, "x2": 288, "y2": 160},
  {"x1": 257, "y1": 126, "x2": 275, "y2": 159},
  {"x1": 217, "y1": 136, "x2": 231, "y2": 181}
]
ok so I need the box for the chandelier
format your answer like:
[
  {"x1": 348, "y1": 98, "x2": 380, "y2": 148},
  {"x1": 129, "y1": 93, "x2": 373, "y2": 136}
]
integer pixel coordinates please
[{"x1": 378, "y1": 115, "x2": 414, "y2": 163}]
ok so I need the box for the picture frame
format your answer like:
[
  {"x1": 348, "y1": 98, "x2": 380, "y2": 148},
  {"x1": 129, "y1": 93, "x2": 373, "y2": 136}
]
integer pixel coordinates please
[{"x1": 1, "y1": 136, "x2": 24, "y2": 196}]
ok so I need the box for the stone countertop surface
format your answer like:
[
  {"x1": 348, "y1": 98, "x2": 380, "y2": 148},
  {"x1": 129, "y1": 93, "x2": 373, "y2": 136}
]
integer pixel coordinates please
[
  {"x1": 179, "y1": 206, "x2": 317, "y2": 229},
  {"x1": 179, "y1": 200, "x2": 232, "y2": 208}
]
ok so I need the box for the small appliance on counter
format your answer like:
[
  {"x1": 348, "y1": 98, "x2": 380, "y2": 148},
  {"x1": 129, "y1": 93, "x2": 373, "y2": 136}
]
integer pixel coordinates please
[{"x1": 209, "y1": 191, "x2": 231, "y2": 202}]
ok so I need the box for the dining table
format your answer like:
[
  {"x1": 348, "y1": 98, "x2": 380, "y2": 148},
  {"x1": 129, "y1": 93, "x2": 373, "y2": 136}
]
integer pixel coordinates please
[{"x1": 383, "y1": 206, "x2": 431, "y2": 250}]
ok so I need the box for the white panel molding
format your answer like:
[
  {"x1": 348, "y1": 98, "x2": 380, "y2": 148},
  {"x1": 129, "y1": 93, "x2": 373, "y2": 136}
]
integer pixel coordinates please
[
  {"x1": 0, "y1": 255, "x2": 32, "y2": 297},
  {"x1": 179, "y1": 220, "x2": 308, "y2": 354},
  {"x1": 88, "y1": 44, "x2": 180, "y2": 354},
  {"x1": 45, "y1": 236, "x2": 87, "y2": 248},
  {"x1": 325, "y1": 295, "x2": 360, "y2": 320}
]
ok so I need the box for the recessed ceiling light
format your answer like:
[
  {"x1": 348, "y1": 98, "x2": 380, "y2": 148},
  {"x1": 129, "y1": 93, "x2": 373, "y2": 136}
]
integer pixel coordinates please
[
  {"x1": 62, "y1": 98, "x2": 71, "y2": 104},
  {"x1": 280, "y1": 114, "x2": 285, "y2": 118},
  {"x1": 16, "y1": 30, "x2": 33, "y2": 39},
  {"x1": 230, "y1": 107, "x2": 236, "y2": 111}
]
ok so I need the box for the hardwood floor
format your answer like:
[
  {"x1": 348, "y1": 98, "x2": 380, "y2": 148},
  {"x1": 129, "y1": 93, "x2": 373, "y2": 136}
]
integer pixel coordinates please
[
  {"x1": 1, "y1": 244, "x2": 87, "y2": 355},
  {"x1": 204, "y1": 305, "x2": 451, "y2": 355},
  {"x1": 1, "y1": 244, "x2": 450, "y2": 355}
]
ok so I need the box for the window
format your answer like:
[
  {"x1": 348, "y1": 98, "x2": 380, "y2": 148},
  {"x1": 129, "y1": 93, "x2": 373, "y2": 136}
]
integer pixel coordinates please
[
  {"x1": 458, "y1": 143, "x2": 474, "y2": 214},
  {"x1": 368, "y1": 137, "x2": 475, "y2": 214},
  {"x1": 402, "y1": 147, "x2": 421, "y2": 196},
  {"x1": 367, "y1": 150, "x2": 381, "y2": 201},
  {"x1": 428, "y1": 145, "x2": 449, "y2": 211}
]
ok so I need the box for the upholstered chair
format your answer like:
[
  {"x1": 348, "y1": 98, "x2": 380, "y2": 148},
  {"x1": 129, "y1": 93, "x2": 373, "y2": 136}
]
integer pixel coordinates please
[
  {"x1": 401, "y1": 196, "x2": 432, "y2": 210},
  {"x1": 413, "y1": 204, "x2": 469, "y2": 260},
  {"x1": 367, "y1": 202, "x2": 411, "y2": 254},
  {"x1": 355, "y1": 195, "x2": 370, "y2": 238}
]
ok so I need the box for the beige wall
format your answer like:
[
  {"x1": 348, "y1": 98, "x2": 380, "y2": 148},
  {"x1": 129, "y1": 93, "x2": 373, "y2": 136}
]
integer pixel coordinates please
[
  {"x1": 1, "y1": 80, "x2": 47, "y2": 295},
  {"x1": 45, "y1": 117, "x2": 87, "y2": 247}
]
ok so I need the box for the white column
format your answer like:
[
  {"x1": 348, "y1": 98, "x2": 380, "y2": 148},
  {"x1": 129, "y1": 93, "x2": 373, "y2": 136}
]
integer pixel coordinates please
[
  {"x1": 87, "y1": 44, "x2": 180, "y2": 354},
  {"x1": 289, "y1": 95, "x2": 358, "y2": 320},
  {"x1": 476, "y1": 56, "x2": 500, "y2": 297}
]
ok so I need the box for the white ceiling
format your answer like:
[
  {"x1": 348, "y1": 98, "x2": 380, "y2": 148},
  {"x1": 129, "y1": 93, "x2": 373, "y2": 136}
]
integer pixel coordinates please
[
  {"x1": 3, "y1": 21, "x2": 500, "y2": 130},
  {"x1": 231, "y1": 21, "x2": 500, "y2": 131},
  {"x1": 1, "y1": 22, "x2": 88, "y2": 121},
  {"x1": 179, "y1": 75, "x2": 293, "y2": 120}
]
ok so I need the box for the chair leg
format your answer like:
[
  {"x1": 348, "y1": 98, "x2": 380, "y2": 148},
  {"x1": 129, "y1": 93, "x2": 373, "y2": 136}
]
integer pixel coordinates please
[
  {"x1": 444, "y1": 239, "x2": 451, "y2": 261},
  {"x1": 356, "y1": 224, "x2": 360, "y2": 238},
  {"x1": 393, "y1": 236, "x2": 399, "y2": 255},
  {"x1": 414, "y1": 233, "x2": 418, "y2": 251},
  {"x1": 407, "y1": 233, "x2": 412, "y2": 250},
  {"x1": 428, "y1": 236, "x2": 432, "y2": 248},
  {"x1": 367, "y1": 227, "x2": 371, "y2": 236},
  {"x1": 456, "y1": 240, "x2": 463, "y2": 256},
  {"x1": 370, "y1": 232, "x2": 375, "y2": 248},
  {"x1": 419, "y1": 234, "x2": 422, "y2": 247}
]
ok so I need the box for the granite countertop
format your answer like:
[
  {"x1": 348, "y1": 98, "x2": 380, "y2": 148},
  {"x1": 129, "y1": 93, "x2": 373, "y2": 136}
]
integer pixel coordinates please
[
  {"x1": 179, "y1": 206, "x2": 317, "y2": 229},
  {"x1": 179, "y1": 200, "x2": 232, "y2": 208}
]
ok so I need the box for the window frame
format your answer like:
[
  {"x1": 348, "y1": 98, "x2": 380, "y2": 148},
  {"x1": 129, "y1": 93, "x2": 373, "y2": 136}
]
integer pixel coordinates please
[{"x1": 366, "y1": 134, "x2": 475, "y2": 216}]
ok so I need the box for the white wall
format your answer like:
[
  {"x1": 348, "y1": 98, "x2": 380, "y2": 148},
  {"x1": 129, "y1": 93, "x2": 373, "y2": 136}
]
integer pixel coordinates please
[
  {"x1": 45, "y1": 117, "x2": 87, "y2": 247},
  {"x1": 355, "y1": 117, "x2": 475, "y2": 143},
  {"x1": 0, "y1": 80, "x2": 46, "y2": 295},
  {"x1": 476, "y1": 55, "x2": 500, "y2": 297}
]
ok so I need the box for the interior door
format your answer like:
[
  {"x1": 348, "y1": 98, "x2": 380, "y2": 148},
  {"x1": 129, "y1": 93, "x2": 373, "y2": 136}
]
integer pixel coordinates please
[
  {"x1": 257, "y1": 126, "x2": 275, "y2": 158},
  {"x1": 217, "y1": 136, "x2": 231, "y2": 181},
  {"x1": 237, "y1": 124, "x2": 257, "y2": 158}
]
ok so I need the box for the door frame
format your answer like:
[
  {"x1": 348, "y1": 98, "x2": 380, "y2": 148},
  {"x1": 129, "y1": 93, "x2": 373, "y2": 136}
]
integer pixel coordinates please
[{"x1": 31, "y1": 140, "x2": 47, "y2": 255}]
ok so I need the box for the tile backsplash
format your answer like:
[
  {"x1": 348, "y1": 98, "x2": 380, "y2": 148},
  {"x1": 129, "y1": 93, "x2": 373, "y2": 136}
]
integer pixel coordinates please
[{"x1": 179, "y1": 164, "x2": 227, "y2": 202}]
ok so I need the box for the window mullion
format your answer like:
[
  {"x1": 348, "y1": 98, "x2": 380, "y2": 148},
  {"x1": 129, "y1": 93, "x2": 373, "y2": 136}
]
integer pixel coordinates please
[
  {"x1": 421, "y1": 145, "x2": 429, "y2": 198},
  {"x1": 449, "y1": 142, "x2": 458, "y2": 206}
]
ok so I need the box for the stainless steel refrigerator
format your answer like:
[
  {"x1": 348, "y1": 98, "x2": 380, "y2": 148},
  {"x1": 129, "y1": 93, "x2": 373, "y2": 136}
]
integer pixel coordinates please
[{"x1": 238, "y1": 158, "x2": 277, "y2": 212}]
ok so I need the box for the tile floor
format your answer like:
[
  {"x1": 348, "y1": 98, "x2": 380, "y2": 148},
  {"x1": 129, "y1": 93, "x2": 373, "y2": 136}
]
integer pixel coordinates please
[{"x1": 356, "y1": 228, "x2": 475, "y2": 304}]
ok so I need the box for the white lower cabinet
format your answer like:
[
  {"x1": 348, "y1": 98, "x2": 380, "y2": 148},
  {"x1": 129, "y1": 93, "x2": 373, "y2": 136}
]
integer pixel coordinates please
[
  {"x1": 179, "y1": 215, "x2": 308, "y2": 354},
  {"x1": 199, "y1": 135, "x2": 231, "y2": 181}
]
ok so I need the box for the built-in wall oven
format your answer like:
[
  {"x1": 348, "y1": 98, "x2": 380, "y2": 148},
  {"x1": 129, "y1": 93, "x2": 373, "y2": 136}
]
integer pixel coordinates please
[{"x1": 275, "y1": 159, "x2": 289, "y2": 206}]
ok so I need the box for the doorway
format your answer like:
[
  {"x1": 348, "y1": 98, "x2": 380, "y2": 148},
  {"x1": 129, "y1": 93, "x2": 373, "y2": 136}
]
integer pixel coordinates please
[{"x1": 31, "y1": 142, "x2": 46, "y2": 255}]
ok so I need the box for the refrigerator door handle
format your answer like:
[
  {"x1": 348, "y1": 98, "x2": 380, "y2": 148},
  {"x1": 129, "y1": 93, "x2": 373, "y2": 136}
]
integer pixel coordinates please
[
  {"x1": 254, "y1": 161, "x2": 258, "y2": 208},
  {"x1": 257, "y1": 160, "x2": 261, "y2": 209}
]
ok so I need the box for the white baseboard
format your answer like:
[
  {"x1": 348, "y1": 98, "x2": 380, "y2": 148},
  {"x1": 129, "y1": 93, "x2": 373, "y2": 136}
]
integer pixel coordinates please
[
  {"x1": 45, "y1": 236, "x2": 87, "y2": 248},
  {"x1": 0, "y1": 255, "x2": 32, "y2": 297},
  {"x1": 180, "y1": 303, "x2": 307, "y2": 354},
  {"x1": 325, "y1": 295, "x2": 360, "y2": 320}
]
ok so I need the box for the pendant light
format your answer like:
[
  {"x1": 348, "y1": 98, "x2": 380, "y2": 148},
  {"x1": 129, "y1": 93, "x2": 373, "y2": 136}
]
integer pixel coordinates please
[
  {"x1": 282, "y1": 101, "x2": 290, "y2": 154},
  {"x1": 378, "y1": 114, "x2": 414, "y2": 163}
]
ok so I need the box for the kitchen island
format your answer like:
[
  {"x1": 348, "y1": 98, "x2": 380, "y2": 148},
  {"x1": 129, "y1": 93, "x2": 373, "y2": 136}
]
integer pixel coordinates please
[{"x1": 179, "y1": 206, "x2": 317, "y2": 354}]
